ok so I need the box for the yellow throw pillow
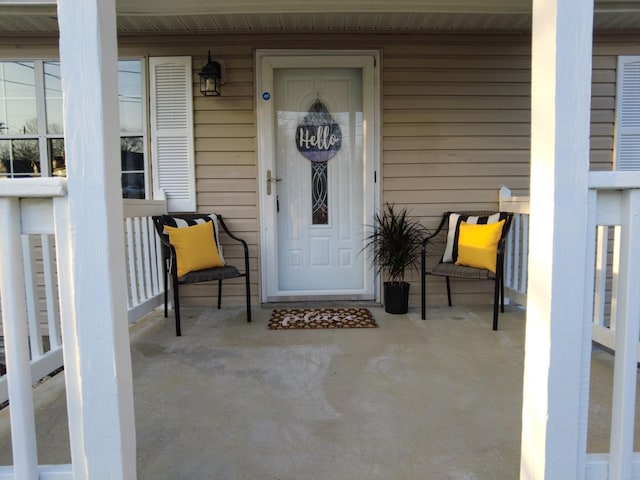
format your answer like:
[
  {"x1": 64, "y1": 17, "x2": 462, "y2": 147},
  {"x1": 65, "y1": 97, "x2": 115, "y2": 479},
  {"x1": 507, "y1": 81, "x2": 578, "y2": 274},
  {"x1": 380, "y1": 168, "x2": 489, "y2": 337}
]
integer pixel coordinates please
[
  {"x1": 165, "y1": 221, "x2": 225, "y2": 277},
  {"x1": 455, "y1": 220, "x2": 505, "y2": 273}
]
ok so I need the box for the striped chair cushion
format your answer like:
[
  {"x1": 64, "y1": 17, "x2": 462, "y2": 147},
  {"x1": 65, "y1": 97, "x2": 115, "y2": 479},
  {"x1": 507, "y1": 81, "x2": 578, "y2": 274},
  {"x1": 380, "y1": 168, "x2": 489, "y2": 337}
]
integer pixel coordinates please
[{"x1": 442, "y1": 212, "x2": 509, "y2": 263}]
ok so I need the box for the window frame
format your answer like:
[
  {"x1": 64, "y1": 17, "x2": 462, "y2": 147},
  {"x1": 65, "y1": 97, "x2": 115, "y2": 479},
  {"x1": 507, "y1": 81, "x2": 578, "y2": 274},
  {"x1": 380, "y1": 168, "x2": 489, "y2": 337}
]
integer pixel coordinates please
[
  {"x1": 0, "y1": 56, "x2": 151, "y2": 199},
  {"x1": 0, "y1": 59, "x2": 63, "y2": 178},
  {"x1": 118, "y1": 57, "x2": 150, "y2": 199}
]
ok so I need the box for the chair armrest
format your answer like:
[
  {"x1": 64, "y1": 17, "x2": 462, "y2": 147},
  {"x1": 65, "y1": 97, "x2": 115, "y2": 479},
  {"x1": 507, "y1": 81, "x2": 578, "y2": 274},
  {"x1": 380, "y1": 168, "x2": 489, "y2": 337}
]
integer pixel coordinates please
[
  {"x1": 422, "y1": 213, "x2": 448, "y2": 250},
  {"x1": 495, "y1": 213, "x2": 514, "y2": 265},
  {"x1": 151, "y1": 215, "x2": 178, "y2": 275},
  {"x1": 217, "y1": 215, "x2": 250, "y2": 274},
  {"x1": 151, "y1": 215, "x2": 173, "y2": 254},
  {"x1": 156, "y1": 232, "x2": 172, "y2": 250},
  {"x1": 421, "y1": 212, "x2": 450, "y2": 276}
]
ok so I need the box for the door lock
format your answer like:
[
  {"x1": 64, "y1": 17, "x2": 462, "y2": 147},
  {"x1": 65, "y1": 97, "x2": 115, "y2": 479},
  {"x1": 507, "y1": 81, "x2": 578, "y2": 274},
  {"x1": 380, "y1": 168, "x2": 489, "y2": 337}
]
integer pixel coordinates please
[{"x1": 266, "y1": 169, "x2": 283, "y2": 195}]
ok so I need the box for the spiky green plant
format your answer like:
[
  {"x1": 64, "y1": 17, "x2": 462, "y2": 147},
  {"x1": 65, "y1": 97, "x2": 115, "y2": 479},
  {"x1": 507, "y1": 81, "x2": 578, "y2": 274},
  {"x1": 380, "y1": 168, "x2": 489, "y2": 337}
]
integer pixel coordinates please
[{"x1": 363, "y1": 203, "x2": 428, "y2": 286}]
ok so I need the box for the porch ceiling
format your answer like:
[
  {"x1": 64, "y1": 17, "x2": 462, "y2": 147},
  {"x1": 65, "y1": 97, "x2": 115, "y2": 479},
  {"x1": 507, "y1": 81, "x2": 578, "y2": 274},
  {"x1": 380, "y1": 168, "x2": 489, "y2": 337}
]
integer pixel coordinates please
[{"x1": 0, "y1": 0, "x2": 639, "y2": 34}]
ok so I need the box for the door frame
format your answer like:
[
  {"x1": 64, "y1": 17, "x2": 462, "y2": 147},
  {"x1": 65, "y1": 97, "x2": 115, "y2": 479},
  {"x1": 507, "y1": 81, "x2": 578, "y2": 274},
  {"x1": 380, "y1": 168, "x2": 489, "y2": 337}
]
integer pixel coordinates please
[{"x1": 256, "y1": 49, "x2": 381, "y2": 303}]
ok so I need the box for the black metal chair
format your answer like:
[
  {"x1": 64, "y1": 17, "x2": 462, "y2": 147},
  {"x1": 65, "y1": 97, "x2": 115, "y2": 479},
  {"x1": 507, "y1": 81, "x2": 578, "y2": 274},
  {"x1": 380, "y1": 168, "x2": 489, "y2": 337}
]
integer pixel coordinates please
[
  {"x1": 420, "y1": 211, "x2": 513, "y2": 330},
  {"x1": 152, "y1": 213, "x2": 251, "y2": 336}
]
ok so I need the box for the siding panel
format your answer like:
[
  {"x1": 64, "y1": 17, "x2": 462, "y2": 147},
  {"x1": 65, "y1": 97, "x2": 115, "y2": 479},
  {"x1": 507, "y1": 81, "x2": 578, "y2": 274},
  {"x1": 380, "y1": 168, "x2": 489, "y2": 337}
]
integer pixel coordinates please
[
  {"x1": 384, "y1": 37, "x2": 530, "y2": 307},
  {"x1": 189, "y1": 48, "x2": 258, "y2": 306}
]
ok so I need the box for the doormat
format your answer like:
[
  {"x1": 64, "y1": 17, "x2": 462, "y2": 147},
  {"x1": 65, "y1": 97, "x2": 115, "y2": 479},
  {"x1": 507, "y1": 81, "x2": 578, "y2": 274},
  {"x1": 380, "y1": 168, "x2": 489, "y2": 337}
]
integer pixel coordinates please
[{"x1": 268, "y1": 308, "x2": 378, "y2": 330}]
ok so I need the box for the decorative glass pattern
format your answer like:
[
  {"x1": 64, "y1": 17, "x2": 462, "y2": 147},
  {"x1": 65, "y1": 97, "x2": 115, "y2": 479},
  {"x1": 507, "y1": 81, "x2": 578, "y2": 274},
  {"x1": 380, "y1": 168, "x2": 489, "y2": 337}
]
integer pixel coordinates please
[{"x1": 312, "y1": 161, "x2": 328, "y2": 224}]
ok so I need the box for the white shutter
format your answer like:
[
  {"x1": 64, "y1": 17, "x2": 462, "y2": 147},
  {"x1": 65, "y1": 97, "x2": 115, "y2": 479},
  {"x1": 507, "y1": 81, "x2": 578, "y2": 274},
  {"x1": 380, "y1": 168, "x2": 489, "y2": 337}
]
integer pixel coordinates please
[
  {"x1": 149, "y1": 57, "x2": 196, "y2": 212},
  {"x1": 615, "y1": 56, "x2": 640, "y2": 171}
]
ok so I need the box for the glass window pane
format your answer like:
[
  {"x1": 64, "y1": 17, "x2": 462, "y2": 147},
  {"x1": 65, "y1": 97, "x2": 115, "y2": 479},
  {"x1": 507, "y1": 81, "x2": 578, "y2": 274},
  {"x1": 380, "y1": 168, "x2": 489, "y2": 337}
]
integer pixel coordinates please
[
  {"x1": 44, "y1": 62, "x2": 63, "y2": 134},
  {"x1": 121, "y1": 136, "x2": 144, "y2": 198},
  {"x1": 48, "y1": 138, "x2": 65, "y2": 177},
  {"x1": 0, "y1": 62, "x2": 37, "y2": 135},
  {"x1": 0, "y1": 139, "x2": 40, "y2": 177},
  {"x1": 118, "y1": 60, "x2": 142, "y2": 134},
  {"x1": 122, "y1": 172, "x2": 145, "y2": 199},
  {"x1": 121, "y1": 136, "x2": 144, "y2": 171}
]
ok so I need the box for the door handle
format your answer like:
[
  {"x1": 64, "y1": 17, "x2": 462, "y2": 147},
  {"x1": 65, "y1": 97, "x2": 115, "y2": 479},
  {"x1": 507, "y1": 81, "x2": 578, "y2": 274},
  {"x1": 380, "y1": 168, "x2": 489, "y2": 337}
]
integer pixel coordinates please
[{"x1": 266, "y1": 169, "x2": 283, "y2": 195}]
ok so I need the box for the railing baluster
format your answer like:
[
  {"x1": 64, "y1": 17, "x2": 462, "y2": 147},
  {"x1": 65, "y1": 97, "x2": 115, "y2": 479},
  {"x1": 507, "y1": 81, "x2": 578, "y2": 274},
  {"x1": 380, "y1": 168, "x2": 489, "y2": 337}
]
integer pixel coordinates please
[
  {"x1": 504, "y1": 220, "x2": 514, "y2": 289},
  {"x1": 147, "y1": 218, "x2": 163, "y2": 295},
  {"x1": 134, "y1": 217, "x2": 146, "y2": 306},
  {"x1": 140, "y1": 218, "x2": 153, "y2": 298},
  {"x1": 21, "y1": 234, "x2": 44, "y2": 359},
  {"x1": 593, "y1": 225, "x2": 608, "y2": 329},
  {"x1": 521, "y1": 215, "x2": 528, "y2": 295},
  {"x1": 125, "y1": 217, "x2": 138, "y2": 308},
  {"x1": 513, "y1": 214, "x2": 522, "y2": 292},
  {"x1": 42, "y1": 234, "x2": 62, "y2": 350},
  {"x1": 610, "y1": 225, "x2": 622, "y2": 332}
]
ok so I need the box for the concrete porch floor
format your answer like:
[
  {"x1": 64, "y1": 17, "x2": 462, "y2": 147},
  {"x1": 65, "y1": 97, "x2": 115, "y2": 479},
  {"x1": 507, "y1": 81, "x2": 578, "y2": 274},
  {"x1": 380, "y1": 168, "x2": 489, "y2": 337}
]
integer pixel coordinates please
[{"x1": 0, "y1": 304, "x2": 636, "y2": 479}]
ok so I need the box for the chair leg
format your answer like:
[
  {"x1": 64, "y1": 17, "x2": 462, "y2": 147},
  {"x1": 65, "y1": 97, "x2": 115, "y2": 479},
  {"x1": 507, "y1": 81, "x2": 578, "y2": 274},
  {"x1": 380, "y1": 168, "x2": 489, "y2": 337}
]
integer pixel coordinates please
[
  {"x1": 217, "y1": 280, "x2": 222, "y2": 310},
  {"x1": 445, "y1": 277, "x2": 452, "y2": 306},
  {"x1": 172, "y1": 275, "x2": 181, "y2": 336},
  {"x1": 421, "y1": 250, "x2": 426, "y2": 320},
  {"x1": 245, "y1": 273, "x2": 252, "y2": 323},
  {"x1": 492, "y1": 278, "x2": 500, "y2": 331},
  {"x1": 163, "y1": 265, "x2": 168, "y2": 318},
  {"x1": 500, "y1": 274, "x2": 505, "y2": 313},
  {"x1": 421, "y1": 274, "x2": 426, "y2": 320}
]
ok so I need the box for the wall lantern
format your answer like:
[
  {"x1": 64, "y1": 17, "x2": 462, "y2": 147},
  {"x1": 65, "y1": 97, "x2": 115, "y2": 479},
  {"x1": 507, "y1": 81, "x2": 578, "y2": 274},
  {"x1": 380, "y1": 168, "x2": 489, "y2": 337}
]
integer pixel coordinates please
[{"x1": 199, "y1": 51, "x2": 223, "y2": 96}]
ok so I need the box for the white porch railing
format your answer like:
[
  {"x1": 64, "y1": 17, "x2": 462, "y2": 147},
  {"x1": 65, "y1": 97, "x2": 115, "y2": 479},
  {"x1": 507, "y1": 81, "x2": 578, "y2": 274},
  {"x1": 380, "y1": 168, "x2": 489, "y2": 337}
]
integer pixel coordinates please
[
  {"x1": 584, "y1": 172, "x2": 640, "y2": 478},
  {"x1": 0, "y1": 195, "x2": 166, "y2": 403},
  {"x1": 122, "y1": 197, "x2": 167, "y2": 323},
  {"x1": 0, "y1": 224, "x2": 64, "y2": 406},
  {"x1": 0, "y1": 178, "x2": 166, "y2": 478},
  {"x1": 500, "y1": 175, "x2": 640, "y2": 478},
  {"x1": 0, "y1": 178, "x2": 72, "y2": 478},
  {"x1": 499, "y1": 186, "x2": 530, "y2": 307}
]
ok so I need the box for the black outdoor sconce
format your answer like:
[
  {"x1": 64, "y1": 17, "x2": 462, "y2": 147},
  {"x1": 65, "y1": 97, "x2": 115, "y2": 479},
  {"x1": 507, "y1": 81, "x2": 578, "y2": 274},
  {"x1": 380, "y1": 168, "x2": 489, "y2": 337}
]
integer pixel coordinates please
[{"x1": 199, "y1": 51, "x2": 224, "y2": 96}]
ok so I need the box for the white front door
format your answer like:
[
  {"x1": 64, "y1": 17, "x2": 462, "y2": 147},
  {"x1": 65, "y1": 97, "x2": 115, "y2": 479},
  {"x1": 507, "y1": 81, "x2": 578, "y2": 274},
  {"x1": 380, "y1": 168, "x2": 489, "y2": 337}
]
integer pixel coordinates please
[{"x1": 257, "y1": 52, "x2": 379, "y2": 302}]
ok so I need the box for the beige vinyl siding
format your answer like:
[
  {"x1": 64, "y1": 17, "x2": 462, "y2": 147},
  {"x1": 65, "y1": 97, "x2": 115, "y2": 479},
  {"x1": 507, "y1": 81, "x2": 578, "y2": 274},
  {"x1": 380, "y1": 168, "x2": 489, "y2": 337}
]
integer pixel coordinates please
[
  {"x1": 0, "y1": 32, "x2": 636, "y2": 312},
  {"x1": 381, "y1": 36, "x2": 628, "y2": 307},
  {"x1": 382, "y1": 39, "x2": 532, "y2": 306},
  {"x1": 187, "y1": 49, "x2": 259, "y2": 307},
  {"x1": 591, "y1": 48, "x2": 617, "y2": 171}
]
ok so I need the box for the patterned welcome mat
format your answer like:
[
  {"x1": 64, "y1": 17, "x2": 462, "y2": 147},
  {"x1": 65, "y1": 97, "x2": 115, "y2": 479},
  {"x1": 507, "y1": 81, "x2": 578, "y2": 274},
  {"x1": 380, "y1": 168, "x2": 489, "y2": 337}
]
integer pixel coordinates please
[{"x1": 268, "y1": 308, "x2": 378, "y2": 330}]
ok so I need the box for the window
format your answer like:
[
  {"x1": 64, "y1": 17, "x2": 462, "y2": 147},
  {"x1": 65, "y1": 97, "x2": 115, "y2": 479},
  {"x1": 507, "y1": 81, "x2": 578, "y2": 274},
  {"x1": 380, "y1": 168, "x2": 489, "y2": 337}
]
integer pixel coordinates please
[
  {"x1": 119, "y1": 59, "x2": 147, "y2": 199},
  {"x1": 0, "y1": 62, "x2": 62, "y2": 178},
  {"x1": 0, "y1": 58, "x2": 149, "y2": 199}
]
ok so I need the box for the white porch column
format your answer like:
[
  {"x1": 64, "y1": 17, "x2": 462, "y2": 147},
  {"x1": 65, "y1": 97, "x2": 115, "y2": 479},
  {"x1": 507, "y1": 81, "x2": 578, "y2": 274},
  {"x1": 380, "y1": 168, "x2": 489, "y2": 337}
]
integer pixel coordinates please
[
  {"x1": 57, "y1": 0, "x2": 136, "y2": 478},
  {"x1": 520, "y1": 0, "x2": 594, "y2": 479}
]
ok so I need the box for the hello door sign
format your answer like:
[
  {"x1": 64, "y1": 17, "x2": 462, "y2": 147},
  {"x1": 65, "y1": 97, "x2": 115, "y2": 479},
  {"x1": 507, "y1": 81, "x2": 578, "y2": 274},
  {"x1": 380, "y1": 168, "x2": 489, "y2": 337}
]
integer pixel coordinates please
[{"x1": 295, "y1": 99, "x2": 342, "y2": 162}]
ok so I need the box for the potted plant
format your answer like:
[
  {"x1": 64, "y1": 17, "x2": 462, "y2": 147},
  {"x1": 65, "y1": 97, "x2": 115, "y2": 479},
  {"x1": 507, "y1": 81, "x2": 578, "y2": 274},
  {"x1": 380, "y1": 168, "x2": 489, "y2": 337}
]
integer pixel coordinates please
[{"x1": 363, "y1": 203, "x2": 428, "y2": 314}]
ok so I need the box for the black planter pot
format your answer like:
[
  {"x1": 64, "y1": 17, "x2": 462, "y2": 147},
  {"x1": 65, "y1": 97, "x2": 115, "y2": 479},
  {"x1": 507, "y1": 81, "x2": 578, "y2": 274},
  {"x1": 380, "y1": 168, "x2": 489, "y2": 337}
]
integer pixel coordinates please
[{"x1": 383, "y1": 281, "x2": 410, "y2": 314}]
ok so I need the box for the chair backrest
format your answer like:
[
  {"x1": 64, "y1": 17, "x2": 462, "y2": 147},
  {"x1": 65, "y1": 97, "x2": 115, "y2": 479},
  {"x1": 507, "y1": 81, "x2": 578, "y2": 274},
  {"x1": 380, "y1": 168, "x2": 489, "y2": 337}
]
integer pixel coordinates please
[
  {"x1": 445, "y1": 210, "x2": 513, "y2": 238},
  {"x1": 438, "y1": 210, "x2": 513, "y2": 265},
  {"x1": 151, "y1": 213, "x2": 226, "y2": 264}
]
